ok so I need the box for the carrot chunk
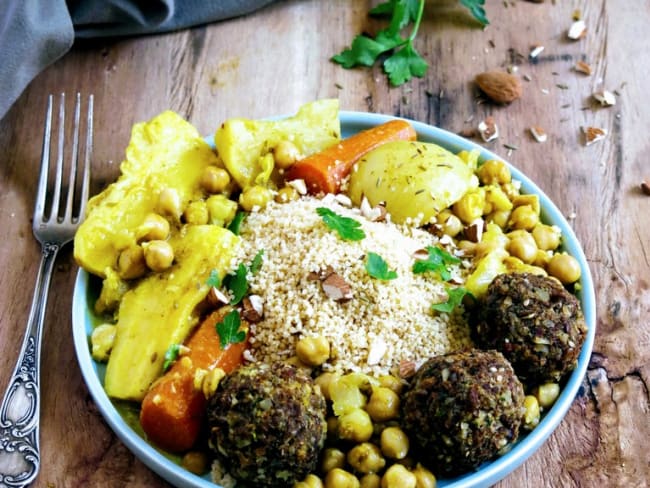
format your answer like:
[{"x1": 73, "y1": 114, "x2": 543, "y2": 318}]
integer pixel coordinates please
[
  {"x1": 139, "y1": 308, "x2": 248, "y2": 452},
  {"x1": 285, "y1": 119, "x2": 417, "y2": 194}
]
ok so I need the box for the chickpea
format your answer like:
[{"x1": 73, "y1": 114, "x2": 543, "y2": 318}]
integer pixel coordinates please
[
  {"x1": 412, "y1": 463, "x2": 436, "y2": 488},
  {"x1": 507, "y1": 235, "x2": 538, "y2": 264},
  {"x1": 275, "y1": 185, "x2": 300, "y2": 203},
  {"x1": 274, "y1": 140, "x2": 302, "y2": 169},
  {"x1": 201, "y1": 166, "x2": 231, "y2": 193},
  {"x1": 486, "y1": 209, "x2": 511, "y2": 229},
  {"x1": 523, "y1": 395, "x2": 540, "y2": 429},
  {"x1": 347, "y1": 443, "x2": 386, "y2": 474},
  {"x1": 381, "y1": 464, "x2": 416, "y2": 488},
  {"x1": 295, "y1": 474, "x2": 324, "y2": 488},
  {"x1": 315, "y1": 372, "x2": 338, "y2": 401},
  {"x1": 532, "y1": 224, "x2": 562, "y2": 251},
  {"x1": 239, "y1": 185, "x2": 273, "y2": 211},
  {"x1": 380, "y1": 426, "x2": 409, "y2": 460},
  {"x1": 477, "y1": 159, "x2": 511, "y2": 185},
  {"x1": 321, "y1": 447, "x2": 346, "y2": 473},
  {"x1": 183, "y1": 200, "x2": 209, "y2": 225},
  {"x1": 157, "y1": 187, "x2": 182, "y2": 219},
  {"x1": 136, "y1": 213, "x2": 170, "y2": 242},
  {"x1": 508, "y1": 204, "x2": 539, "y2": 231},
  {"x1": 378, "y1": 375, "x2": 403, "y2": 395},
  {"x1": 359, "y1": 473, "x2": 381, "y2": 488},
  {"x1": 296, "y1": 336, "x2": 330, "y2": 367},
  {"x1": 547, "y1": 253, "x2": 581, "y2": 284},
  {"x1": 533, "y1": 249, "x2": 552, "y2": 268},
  {"x1": 117, "y1": 245, "x2": 147, "y2": 279},
  {"x1": 325, "y1": 468, "x2": 360, "y2": 488},
  {"x1": 143, "y1": 240, "x2": 174, "y2": 272},
  {"x1": 366, "y1": 387, "x2": 400, "y2": 422},
  {"x1": 452, "y1": 189, "x2": 484, "y2": 224},
  {"x1": 512, "y1": 194, "x2": 540, "y2": 216},
  {"x1": 534, "y1": 382, "x2": 561, "y2": 409},
  {"x1": 437, "y1": 212, "x2": 463, "y2": 237},
  {"x1": 181, "y1": 451, "x2": 209, "y2": 475},
  {"x1": 90, "y1": 323, "x2": 116, "y2": 362},
  {"x1": 485, "y1": 185, "x2": 514, "y2": 212},
  {"x1": 338, "y1": 409, "x2": 374, "y2": 443}
]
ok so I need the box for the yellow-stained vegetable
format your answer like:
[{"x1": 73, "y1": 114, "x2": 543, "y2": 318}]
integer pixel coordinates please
[
  {"x1": 214, "y1": 99, "x2": 340, "y2": 190},
  {"x1": 206, "y1": 194, "x2": 238, "y2": 226},
  {"x1": 104, "y1": 225, "x2": 239, "y2": 401},
  {"x1": 74, "y1": 111, "x2": 220, "y2": 277},
  {"x1": 348, "y1": 141, "x2": 479, "y2": 225},
  {"x1": 94, "y1": 268, "x2": 129, "y2": 315},
  {"x1": 464, "y1": 223, "x2": 509, "y2": 297}
]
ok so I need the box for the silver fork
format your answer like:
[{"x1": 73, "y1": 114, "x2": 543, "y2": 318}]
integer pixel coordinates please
[{"x1": 0, "y1": 93, "x2": 93, "y2": 487}]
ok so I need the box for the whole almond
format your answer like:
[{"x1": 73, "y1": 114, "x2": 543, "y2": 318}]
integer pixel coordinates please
[{"x1": 475, "y1": 71, "x2": 523, "y2": 104}]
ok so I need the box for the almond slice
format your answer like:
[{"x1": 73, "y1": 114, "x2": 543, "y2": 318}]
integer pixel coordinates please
[
  {"x1": 574, "y1": 60, "x2": 592, "y2": 75},
  {"x1": 582, "y1": 126, "x2": 607, "y2": 146},
  {"x1": 529, "y1": 45, "x2": 545, "y2": 59},
  {"x1": 568, "y1": 20, "x2": 587, "y2": 40},
  {"x1": 593, "y1": 90, "x2": 616, "y2": 107},
  {"x1": 321, "y1": 272, "x2": 353, "y2": 302},
  {"x1": 478, "y1": 116, "x2": 499, "y2": 142},
  {"x1": 530, "y1": 126, "x2": 548, "y2": 143}
]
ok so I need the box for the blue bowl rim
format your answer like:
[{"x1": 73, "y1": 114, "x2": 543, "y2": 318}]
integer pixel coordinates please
[{"x1": 72, "y1": 110, "x2": 596, "y2": 488}]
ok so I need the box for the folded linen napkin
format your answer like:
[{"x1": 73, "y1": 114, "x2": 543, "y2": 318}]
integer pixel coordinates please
[{"x1": 0, "y1": 0, "x2": 277, "y2": 120}]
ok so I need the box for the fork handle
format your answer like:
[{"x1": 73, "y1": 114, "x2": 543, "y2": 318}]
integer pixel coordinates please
[{"x1": 0, "y1": 243, "x2": 60, "y2": 487}]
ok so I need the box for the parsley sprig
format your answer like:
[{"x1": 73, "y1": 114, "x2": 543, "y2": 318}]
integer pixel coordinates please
[
  {"x1": 162, "y1": 343, "x2": 180, "y2": 372},
  {"x1": 224, "y1": 250, "x2": 265, "y2": 305},
  {"x1": 216, "y1": 309, "x2": 247, "y2": 349},
  {"x1": 412, "y1": 246, "x2": 461, "y2": 281},
  {"x1": 317, "y1": 207, "x2": 366, "y2": 241},
  {"x1": 332, "y1": 0, "x2": 488, "y2": 87},
  {"x1": 366, "y1": 252, "x2": 398, "y2": 281},
  {"x1": 432, "y1": 286, "x2": 473, "y2": 313}
]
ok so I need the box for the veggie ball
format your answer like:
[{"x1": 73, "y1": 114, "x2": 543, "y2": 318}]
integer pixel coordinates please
[
  {"x1": 207, "y1": 362, "x2": 327, "y2": 487},
  {"x1": 470, "y1": 272, "x2": 588, "y2": 386},
  {"x1": 401, "y1": 349, "x2": 525, "y2": 476}
]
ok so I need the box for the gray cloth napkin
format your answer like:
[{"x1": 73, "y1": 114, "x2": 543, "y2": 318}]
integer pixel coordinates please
[{"x1": 0, "y1": 0, "x2": 276, "y2": 120}]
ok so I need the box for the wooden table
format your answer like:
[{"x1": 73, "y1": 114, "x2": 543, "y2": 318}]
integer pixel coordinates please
[{"x1": 1, "y1": 1, "x2": 648, "y2": 486}]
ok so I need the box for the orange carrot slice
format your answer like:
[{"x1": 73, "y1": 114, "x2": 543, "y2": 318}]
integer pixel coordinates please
[
  {"x1": 285, "y1": 119, "x2": 417, "y2": 194},
  {"x1": 139, "y1": 308, "x2": 248, "y2": 452}
]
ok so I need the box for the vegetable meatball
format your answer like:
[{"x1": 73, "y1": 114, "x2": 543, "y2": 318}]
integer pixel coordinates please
[
  {"x1": 401, "y1": 349, "x2": 525, "y2": 476},
  {"x1": 207, "y1": 362, "x2": 327, "y2": 487},
  {"x1": 470, "y1": 272, "x2": 588, "y2": 386}
]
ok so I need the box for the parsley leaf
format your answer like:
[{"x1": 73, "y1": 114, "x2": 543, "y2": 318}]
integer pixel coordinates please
[
  {"x1": 384, "y1": 42, "x2": 428, "y2": 86},
  {"x1": 216, "y1": 310, "x2": 246, "y2": 349},
  {"x1": 206, "y1": 269, "x2": 221, "y2": 288},
  {"x1": 460, "y1": 0, "x2": 489, "y2": 26},
  {"x1": 366, "y1": 252, "x2": 398, "y2": 280},
  {"x1": 317, "y1": 207, "x2": 366, "y2": 241},
  {"x1": 162, "y1": 344, "x2": 180, "y2": 372},
  {"x1": 223, "y1": 250, "x2": 265, "y2": 305},
  {"x1": 432, "y1": 286, "x2": 473, "y2": 313},
  {"x1": 249, "y1": 250, "x2": 264, "y2": 275},
  {"x1": 412, "y1": 246, "x2": 460, "y2": 281},
  {"x1": 332, "y1": 34, "x2": 394, "y2": 68},
  {"x1": 224, "y1": 263, "x2": 248, "y2": 305},
  {"x1": 227, "y1": 211, "x2": 246, "y2": 235}
]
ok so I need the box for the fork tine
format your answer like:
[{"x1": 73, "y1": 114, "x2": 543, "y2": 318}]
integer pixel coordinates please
[
  {"x1": 63, "y1": 93, "x2": 82, "y2": 222},
  {"x1": 78, "y1": 94, "x2": 94, "y2": 221},
  {"x1": 49, "y1": 93, "x2": 66, "y2": 220},
  {"x1": 33, "y1": 95, "x2": 53, "y2": 222}
]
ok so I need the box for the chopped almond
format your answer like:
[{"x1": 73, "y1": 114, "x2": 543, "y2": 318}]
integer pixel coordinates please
[
  {"x1": 574, "y1": 60, "x2": 592, "y2": 75},
  {"x1": 321, "y1": 272, "x2": 353, "y2": 302},
  {"x1": 568, "y1": 20, "x2": 587, "y2": 40},
  {"x1": 582, "y1": 126, "x2": 607, "y2": 146},
  {"x1": 530, "y1": 126, "x2": 548, "y2": 143},
  {"x1": 593, "y1": 90, "x2": 616, "y2": 107},
  {"x1": 478, "y1": 116, "x2": 499, "y2": 142}
]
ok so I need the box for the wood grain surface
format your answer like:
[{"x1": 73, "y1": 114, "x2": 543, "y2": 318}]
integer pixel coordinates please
[{"x1": 1, "y1": 1, "x2": 648, "y2": 486}]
